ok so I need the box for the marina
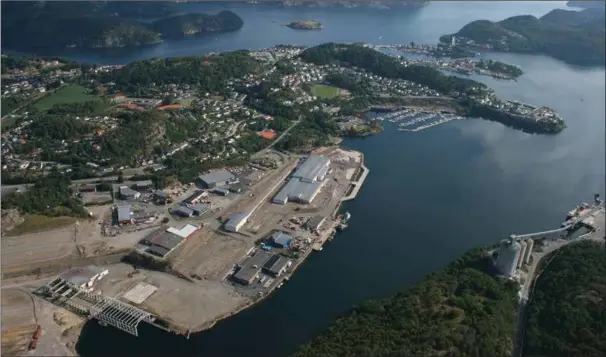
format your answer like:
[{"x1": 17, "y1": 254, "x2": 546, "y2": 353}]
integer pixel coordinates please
[{"x1": 371, "y1": 109, "x2": 466, "y2": 133}]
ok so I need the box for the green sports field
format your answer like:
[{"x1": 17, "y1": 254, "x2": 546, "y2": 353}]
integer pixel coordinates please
[
  {"x1": 311, "y1": 84, "x2": 341, "y2": 99},
  {"x1": 34, "y1": 84, "x2": 100, "y2": 110}
]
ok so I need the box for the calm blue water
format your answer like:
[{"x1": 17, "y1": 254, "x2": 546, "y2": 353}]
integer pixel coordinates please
[{"x1": 17, "y1": 2, "x2": 599, "y2": 356}]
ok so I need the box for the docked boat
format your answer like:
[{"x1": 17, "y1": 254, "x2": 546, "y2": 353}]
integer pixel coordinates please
[{"x1": 343, "y1": 211, "x2": 351, "y2": 224}]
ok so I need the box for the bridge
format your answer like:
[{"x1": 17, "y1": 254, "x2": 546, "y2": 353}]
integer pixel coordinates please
[{"x1": 36, "y1": 277, "x2": 159, "y2": 337}]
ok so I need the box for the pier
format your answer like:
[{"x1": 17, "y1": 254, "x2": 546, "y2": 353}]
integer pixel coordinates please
[
  {"x1": 342, "y1": 164, "x2": 369, "y2": 201},
  {"x1": 372, "y1": 109, "x2": 465, "y2": 133}
]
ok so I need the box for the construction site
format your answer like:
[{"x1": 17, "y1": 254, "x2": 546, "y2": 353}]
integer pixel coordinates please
[{"x1": 1, "y1": 147, "x2": 368, "y2": 353}]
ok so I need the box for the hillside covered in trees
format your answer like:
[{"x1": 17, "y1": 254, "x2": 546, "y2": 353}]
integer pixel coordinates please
[
  {"x1": 1, "y1": 1, "x2": 243, "y2": 50},
  {"x1": 294, "y1": 248, "x2": 519, "y2": 357},
  {"x1": 299, "y1": 43, "x2": 486, "y2": 95},
  {"x1": 523, "y1": 241, "x2": 606, "y2": 357},
  {"x1": 442, "y1": 8, "x2": 605, "y2": 66},
  {"x1": 98, "y1": 51, "x2": 261, "y2": 95}
]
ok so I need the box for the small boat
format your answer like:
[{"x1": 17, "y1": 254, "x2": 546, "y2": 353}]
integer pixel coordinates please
[{"x1": 343, "y1": 211, "x2": 351, "y2": 224}]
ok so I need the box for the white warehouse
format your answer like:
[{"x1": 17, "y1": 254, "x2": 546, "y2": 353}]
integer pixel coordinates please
[{"x1": 272, "y1": 155, "x2": 330, "y2": 205}]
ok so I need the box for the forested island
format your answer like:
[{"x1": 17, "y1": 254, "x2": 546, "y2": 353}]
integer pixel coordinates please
[
  {"x1": 440, "y1": 8, "x2": 605, "y2": 66},
  {"x1": 523, "y1": 241, "x2": 606, "y2": 357},
  {"x1": 295, "y1": 248, "x2": 519, "y2": 357},
  {"x1": 286, "y1": 21, "x2": 324, "y2": 30},
  {"x1": 0, "y1": 1, "x2": 243, "y2": 50}
]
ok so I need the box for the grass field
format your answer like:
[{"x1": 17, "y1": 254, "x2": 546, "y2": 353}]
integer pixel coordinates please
[
  {"x1": 33, "y1": 84, "x2": 100, "y2": 110},
  {"x1": 5, "y1": 214, "x2": 77, "y2": 237},
  {"x1": 311, "y1": 84, "x2": 341, "y2": 99},
  {"x1": 0, "y1": 116, "x2": 18, "y2": 130}
]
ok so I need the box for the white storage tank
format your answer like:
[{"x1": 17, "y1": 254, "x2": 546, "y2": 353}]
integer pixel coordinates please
[
  {"x1": 517, "y1": 240, "x2": 527, "y2": 269},
  {"x1": 495, "y1": 238, "x2": 522, "y2": 277},
  {"x1": 524, "y1": 238, "x2": 534, "y2": 265}
]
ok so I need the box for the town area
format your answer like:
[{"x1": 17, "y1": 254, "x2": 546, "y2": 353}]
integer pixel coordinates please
[{"x1": 1, "y1": 144, "x2": 369, "y2": 355}]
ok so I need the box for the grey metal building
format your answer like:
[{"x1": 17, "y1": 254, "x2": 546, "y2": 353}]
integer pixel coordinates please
[
  {"x1": 272, "y1": 155, "x2": 330, "y2": 205},
  {"x1": 190, "y1": 203, "x2": 210, "y2": 216},
  {"x1": 232, "y1": 251, "x2": 273, "y2": 285},
  {"x1": 306, "y1": 215, "x2": 326, "y2": 231},
  {"x1": 198, "y1": 170, "x2": 237, "y2": 188},
  {"x1": 262, "y1": 255, "x2": 291, "y2": 277},
  {"x1": 116, "y1": 205, "x2": 133, "y2": 224},
  {"x1": 174, "y1": 206, "x2": 194, "y2": 218},
  {"x1": 144, "y1": 230, "x2": 185, "y2": 258},
  {"x1": 119, "y1": 186, "x2": 141, "y2": 200},
  {"x1": 224, "y1": 212, "x2": 250, "y2": 232}
]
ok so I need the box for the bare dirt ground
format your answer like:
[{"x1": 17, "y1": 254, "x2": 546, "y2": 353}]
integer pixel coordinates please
[
  {"x1": 2, "y1": 284, "x2": 84, "y2": 357},
  {"x1": 1, "y1": 205, "x2": 109, "y2": 270},
  {"x1": 171, "y1": 229, "x2": 251, "y2": 280},
  {"x1": 1, "y1": 289, "x2": 36, "y2": 356},
  {"x1": 93, "y1": 263, "x2": 249, "y2": 333}
]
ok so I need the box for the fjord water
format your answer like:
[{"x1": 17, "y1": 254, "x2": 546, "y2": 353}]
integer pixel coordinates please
[{"x1": 66, "y1": 2, "x2": 604, "y2": 356}]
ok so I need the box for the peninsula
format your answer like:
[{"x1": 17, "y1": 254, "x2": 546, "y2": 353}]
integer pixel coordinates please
[
  {"x1": 0, "y1": 2, "x2": 244, "y2": 50},
  {"x1": 439, "y1": 8, "x2": 605, "y2": 66},
  {"x1": 296, "y1": 220, "x2": 605, "y2": 357},
  {"x1": 286, "y1": 20, "x2": 323, "y2": 30}
]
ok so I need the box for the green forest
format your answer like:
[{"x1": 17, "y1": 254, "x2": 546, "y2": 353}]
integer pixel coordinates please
[
  {"x1": 445, "y1": 8, "x2": 605, "y2": 66},
  {"x1": 523, "y1": 241, "x2": 606, "y2": 357},
  {"x1": 1, "y1": 173, "x2": 87, "y2": 217},
  {"x1": 294, "y1": 248, "x2": 519, "y2": 357},
  {"x1": 100, "y1": 51, "x2": 261, "y2": 95},
  {"x1": 1, "y1": 2, "x2": 243, "y2": 50},
  {"x1": 299, "y1": 43, "x2": 486, "y2": 95}
]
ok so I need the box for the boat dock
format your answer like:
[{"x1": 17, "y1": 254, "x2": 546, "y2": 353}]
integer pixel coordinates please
[
  {"x1": 373, "y1": 109, "x2": 465, "y2": 132},
  {"x1": 312, "y1": 220, "x2": 339, "y2": 251}
]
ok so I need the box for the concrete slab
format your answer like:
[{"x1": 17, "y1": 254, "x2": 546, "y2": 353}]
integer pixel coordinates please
[{"x1": 122, "y1": 282, "x2": 158, "y2": 304}]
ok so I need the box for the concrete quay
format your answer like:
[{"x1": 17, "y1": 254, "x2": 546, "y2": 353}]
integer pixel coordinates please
[{"x1": 341, "y1": 164, "x2": 369, "y2": 201}]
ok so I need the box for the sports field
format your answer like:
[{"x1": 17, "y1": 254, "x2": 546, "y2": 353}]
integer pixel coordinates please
[
  {"x1": 34, "y1": 84, "x2": 100, "y2": 110},
  {"x1": 311, "y1": 84, "x2": 341, "y2": 99}
]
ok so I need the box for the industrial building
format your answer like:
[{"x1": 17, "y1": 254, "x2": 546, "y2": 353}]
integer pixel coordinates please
[
  {"x1": 270, "y1": 231, "x2": 293, "y2": 248},
  {"x1": 154, "y1": 190, "x2": 168, "y2": 204},
  {"x1": 183, "y1": 190, "x2": 207, "y2": 205},
  {"x1": 272, "y1": 155, "x2": 330, "y2": 205},
  {"x1": 77, "y1": 184, "x2": 98, "y2": 193},
  {"x1": 306, "y1": 215, "x2": 326, "y2": 232},
  {"x1": 132, "y1": 180, "x2": 153, "y2": 191},
  {"x1": 174, "y1": 206, "x2": 194, "y2": 218},
  {"x1": 116, "y1": 205, "x2": 133, "y2": 224},
  {"x1": 198, "y1": 170, "x2": 238, "y2": 189},
  {"x1": 190, "y1": 203, "x2": 210, "y2": 216},
  {"x1": 224, "y1": 212, "x2": 250, "y2": 232},
  {"x1": 494, "y1": 237, "x2": 522, "y2": 278},
  {"x1": 59, "y1": 265, "x2": 108, "y2": 291},
  {"x1": 212, "y1": 188, "x2": 230, "y2": 196},
  {"x1": 262, "y1": 255, "x2": 291, "y2": 277},
  {"x1": 232, "y1": 251, "x2": 273, "y2": 285},
  {"x1": 119, "y1": 186, "x2": 141, "y2": 200},
  {"x1": 228, "y1": 183, "x2": 246, "y2": 193},
  {"x1": 142, "y1": 224, "x2": 198, "y2": 258}
]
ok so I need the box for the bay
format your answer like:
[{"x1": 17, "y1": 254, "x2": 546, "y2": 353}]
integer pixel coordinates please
[{"x1": 20, "y1": 2, "x2": 599, "y2": 356}]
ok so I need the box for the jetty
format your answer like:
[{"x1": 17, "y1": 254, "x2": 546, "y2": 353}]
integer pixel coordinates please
[{"x1": 342, "y1": 164, "x2": 369, "y2": 201}]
